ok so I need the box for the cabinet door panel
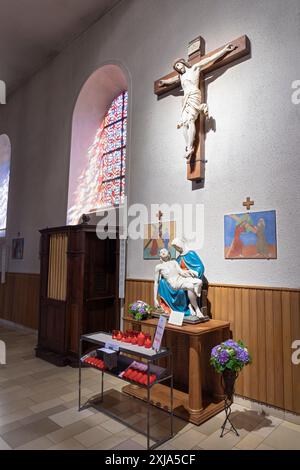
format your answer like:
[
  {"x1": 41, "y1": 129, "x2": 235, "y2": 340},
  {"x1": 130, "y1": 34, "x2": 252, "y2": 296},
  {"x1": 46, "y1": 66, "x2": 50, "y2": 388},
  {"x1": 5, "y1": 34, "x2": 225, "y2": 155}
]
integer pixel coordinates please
[{"x1": 39, "y1": 299, "x2": 66, "y2": 353}]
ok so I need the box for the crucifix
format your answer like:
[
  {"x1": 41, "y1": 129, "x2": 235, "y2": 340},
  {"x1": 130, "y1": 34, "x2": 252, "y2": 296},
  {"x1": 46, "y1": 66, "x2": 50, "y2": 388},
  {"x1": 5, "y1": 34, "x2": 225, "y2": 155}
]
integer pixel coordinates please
[
  {"x1": 144, "y1": 209, "x2": 164, "y2": 254},
  {"x1": 154, "y1": 35, "x2": 250, "y2": 181}
]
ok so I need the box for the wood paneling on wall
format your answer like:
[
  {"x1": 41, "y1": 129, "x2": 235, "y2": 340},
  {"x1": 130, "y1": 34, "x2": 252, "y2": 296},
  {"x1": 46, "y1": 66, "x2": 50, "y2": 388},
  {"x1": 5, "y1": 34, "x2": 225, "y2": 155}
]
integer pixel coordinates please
[
  {"x1": 0, "y1": 273, "x2": 39, "y2": 329},
  {"x1": 0, "y1": 274, "x2": 299, "y2": 415},
  {"x1": 125, "y1": 279, "x2": 300, "y2": 415}
]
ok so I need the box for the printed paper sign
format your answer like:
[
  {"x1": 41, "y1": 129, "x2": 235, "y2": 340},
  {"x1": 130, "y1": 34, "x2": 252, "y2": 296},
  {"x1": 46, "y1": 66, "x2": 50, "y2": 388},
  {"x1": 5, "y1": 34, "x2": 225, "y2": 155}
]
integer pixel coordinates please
[
  {"x1": 168, "y1": 311, "x2": 184, "y2": 326},
  {"x1": 152, "y1": 315, "x2": 167, "y2": 351}
]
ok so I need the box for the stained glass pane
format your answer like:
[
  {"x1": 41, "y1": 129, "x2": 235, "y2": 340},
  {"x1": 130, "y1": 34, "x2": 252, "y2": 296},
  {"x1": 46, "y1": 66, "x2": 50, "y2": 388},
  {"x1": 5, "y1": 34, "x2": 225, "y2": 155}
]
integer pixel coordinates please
[
  {"x1": 102, "y1": 150, "x2": 122, "y2": 181},
  {"x1": 122, "y1": 119, "x2": 127, "y2": 147},
  {"x1": 97, "y1": 92, "x2": 127, "y2": 208},
  {"x1": 99, "y1": 179, "x2": 122, "y2": 207},
  {"x1": 104, "y1": 93, "x2": 123, "y2": 126},
  {"x1": 121, "y1": 177, "x2": 125, "y2": 202},
  {"x1": 102, "y1": 121, "x2": 124, "y2": 154},
  {"x1": 123, "y1": 91, "x2": 128, "y2": 118},
  {"x1": 121, "y1": 148, "x2": 126, "y2": 176}
]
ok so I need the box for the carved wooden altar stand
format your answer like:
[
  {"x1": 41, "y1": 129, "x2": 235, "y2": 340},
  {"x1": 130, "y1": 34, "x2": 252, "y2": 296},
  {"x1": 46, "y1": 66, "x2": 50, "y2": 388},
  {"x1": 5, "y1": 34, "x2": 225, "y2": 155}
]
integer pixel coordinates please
[{"x1": 123, "y1": 317, "x2": 230, "y2": 425}]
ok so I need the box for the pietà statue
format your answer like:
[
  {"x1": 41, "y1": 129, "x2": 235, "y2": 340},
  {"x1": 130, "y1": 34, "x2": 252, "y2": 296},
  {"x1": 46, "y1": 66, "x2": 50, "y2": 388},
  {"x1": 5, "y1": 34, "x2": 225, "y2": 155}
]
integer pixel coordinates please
[{"x1": 154, "y1": 238, "x2": 206, "y2": 318}]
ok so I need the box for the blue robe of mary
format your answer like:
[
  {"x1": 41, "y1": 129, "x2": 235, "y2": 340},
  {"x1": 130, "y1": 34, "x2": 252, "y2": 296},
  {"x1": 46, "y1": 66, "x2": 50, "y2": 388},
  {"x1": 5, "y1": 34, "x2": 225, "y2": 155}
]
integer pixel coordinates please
[{"x1": 158, "y1": 251, "x2": 205, "y2": 316}]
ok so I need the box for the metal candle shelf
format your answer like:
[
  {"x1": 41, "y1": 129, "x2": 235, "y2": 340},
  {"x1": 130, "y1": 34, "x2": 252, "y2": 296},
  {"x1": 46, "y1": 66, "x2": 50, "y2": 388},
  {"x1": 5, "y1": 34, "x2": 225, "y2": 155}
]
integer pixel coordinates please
[{"x1": 78, "y1": 331, "x2": 174, "y2": 450}]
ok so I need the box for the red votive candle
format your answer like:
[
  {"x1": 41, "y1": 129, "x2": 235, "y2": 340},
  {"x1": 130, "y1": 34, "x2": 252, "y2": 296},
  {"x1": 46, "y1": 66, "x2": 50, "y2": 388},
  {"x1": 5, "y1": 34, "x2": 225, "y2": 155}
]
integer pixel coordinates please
[{"x1": 137, "y1": 331, "x2": 145, "y2": 346}]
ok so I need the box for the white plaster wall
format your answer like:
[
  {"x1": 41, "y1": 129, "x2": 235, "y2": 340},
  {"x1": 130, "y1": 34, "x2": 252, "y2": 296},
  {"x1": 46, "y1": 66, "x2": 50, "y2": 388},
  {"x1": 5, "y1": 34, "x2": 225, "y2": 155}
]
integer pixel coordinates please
[{"x1": 0, "y1": 0, "x2": 299, "y2": 288}]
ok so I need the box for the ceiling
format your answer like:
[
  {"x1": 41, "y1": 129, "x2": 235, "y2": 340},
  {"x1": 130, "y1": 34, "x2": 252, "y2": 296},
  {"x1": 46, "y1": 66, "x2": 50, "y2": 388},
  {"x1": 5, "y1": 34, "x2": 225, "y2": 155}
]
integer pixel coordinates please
[{"x1": 0, "y1": 0, "x2": 122, "y2": 95}]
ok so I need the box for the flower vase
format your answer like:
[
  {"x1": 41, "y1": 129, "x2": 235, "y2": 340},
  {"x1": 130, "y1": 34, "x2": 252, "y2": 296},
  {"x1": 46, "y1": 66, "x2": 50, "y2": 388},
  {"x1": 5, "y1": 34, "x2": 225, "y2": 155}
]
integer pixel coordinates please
[
  {"x1": 222, "y1": 369, "x2": 238, "y2": 401},
  {"x1": 220, "y1": 369, "x2": 239, "y2": 437}
]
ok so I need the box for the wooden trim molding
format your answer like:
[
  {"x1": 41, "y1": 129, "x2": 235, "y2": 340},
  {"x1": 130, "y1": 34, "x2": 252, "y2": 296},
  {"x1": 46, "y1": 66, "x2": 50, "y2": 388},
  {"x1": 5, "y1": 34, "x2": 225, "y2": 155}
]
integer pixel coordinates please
[
  {"x1": 125, "y1": 278, "x2": 300, "y2": 415},
  {"x1": 126, "y1": 278, "x2": 300, "y2": 292},
  {"x1": 0, "y1": 272, "x2": 40, "y2": 329}
]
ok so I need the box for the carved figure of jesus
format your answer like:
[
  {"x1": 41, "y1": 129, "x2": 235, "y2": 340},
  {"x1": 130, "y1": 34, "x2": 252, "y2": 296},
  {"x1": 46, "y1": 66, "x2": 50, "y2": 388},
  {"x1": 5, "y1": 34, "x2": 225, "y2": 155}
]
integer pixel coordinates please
[
  {"x1": 154, "y1": 248, "x2": 203, "y2": 317},
  {"x1": 159, "y1": 43, "x2": 235, "y2": 159}
]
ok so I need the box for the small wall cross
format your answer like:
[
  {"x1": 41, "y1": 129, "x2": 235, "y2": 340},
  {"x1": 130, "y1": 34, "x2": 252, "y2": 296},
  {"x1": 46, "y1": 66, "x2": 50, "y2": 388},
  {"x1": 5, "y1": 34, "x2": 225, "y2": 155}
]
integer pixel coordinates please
[
  {"x1": 156, "y1": 210, "x2": 163, "y2": 239},
  {"x1": 156, "y1": 210, "x2": 163, "y2": 222},
  {"x1": 243, "y1": 197, "x2": 254, "y2": 211}
]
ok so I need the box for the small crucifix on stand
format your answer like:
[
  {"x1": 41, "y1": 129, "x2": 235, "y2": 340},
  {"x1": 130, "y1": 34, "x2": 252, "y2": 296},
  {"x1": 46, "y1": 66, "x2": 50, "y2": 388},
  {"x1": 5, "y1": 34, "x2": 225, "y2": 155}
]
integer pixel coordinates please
[{"x1": 154, "y1": 35, "x2": 250, "y2": 182}]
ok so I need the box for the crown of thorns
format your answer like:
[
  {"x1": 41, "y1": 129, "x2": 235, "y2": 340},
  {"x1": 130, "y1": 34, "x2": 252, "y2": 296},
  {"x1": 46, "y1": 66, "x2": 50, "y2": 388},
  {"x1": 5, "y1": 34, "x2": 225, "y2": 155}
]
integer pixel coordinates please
[{"x1": 173, "y1": 58, "x2": 191, "y2": 70}]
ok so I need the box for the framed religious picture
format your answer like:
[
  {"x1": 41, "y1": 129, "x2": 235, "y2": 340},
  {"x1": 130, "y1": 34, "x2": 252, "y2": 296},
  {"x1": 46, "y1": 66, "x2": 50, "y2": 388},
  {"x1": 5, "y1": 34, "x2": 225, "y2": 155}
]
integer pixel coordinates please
[
  {"x1": 224, "y1": 211, "x2": 277, "y2": 259},
  {"x1": 12, "y1": 238, "x2": 24, "y2": 260},
  {"x1": 143, "y1": 221, "x2": 176, "y2": 260}
]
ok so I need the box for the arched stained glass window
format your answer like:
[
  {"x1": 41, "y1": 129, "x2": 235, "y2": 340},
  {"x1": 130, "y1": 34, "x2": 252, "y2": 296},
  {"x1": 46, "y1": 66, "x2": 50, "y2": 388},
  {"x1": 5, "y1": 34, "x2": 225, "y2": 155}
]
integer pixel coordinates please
[
  {"x1": 67, "y1": 90, "x2": 128, "y2": 225},
  {"x1": 99, "y1": 91, "x2": 127, "y2": 207},
  {"x1": 0, "y1": 134, "x2": 11, "y2": 238}
]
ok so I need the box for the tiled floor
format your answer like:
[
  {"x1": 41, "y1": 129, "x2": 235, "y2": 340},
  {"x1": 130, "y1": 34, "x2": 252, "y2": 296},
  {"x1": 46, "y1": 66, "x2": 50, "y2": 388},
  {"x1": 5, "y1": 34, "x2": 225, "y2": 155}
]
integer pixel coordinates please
[{"x1": 1, "y1": 324, "x2": 300, "y2": 450}]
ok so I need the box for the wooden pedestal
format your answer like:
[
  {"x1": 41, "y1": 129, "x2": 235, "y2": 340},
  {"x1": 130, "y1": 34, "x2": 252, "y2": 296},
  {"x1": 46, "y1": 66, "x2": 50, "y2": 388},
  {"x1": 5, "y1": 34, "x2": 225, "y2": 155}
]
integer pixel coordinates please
[{"x1": 123, "y1": 317, "x2": 230, "y2": 425}]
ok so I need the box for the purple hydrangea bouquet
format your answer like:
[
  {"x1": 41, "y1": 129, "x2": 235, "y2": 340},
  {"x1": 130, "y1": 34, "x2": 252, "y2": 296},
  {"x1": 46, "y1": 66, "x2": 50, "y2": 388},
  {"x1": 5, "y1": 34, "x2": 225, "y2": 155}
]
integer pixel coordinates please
[
  {"x1": 211, "y1": 339, "x2": 251, "y2": 437},
  {"x1": 210, "y1": 339, "x2": 251, "y2": 374},
  {"x1": 128, "y1": 300, "x2": 152, "y2": 320}
]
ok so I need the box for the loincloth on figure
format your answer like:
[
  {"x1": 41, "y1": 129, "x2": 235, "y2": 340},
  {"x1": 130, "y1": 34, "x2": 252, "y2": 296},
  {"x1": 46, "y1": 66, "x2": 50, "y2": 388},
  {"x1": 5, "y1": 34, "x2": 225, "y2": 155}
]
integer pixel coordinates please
[
  {"x1": 177, "y1": 90, "x2": 207, "y2": 127},
  {"x1": 167, "y1": 275, "x2": 202, "y2": 291}
]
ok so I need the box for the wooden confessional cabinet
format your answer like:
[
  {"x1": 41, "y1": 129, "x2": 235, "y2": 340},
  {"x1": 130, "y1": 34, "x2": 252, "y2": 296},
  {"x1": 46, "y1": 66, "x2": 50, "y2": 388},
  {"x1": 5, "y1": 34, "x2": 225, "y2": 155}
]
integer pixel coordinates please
[{"x1": 36, "y1": 225, "x2": 120, "y2": 365}]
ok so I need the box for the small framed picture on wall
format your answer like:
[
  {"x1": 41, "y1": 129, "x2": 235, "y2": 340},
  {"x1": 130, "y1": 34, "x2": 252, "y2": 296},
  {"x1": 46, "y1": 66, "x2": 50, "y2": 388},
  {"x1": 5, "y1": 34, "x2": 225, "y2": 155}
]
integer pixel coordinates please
[
  {"x1": 12, "y1": 238, "x2": 24, "y2": 260},
  {"x1": 224, "y1": 210, "x2": 277, "y2": 259}
]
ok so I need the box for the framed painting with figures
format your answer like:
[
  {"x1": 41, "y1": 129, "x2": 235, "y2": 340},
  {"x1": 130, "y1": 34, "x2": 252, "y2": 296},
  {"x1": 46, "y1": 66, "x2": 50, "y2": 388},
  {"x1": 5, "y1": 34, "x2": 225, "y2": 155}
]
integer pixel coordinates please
[
  {"x1": 224, "y1": 210, "x2": 277, "y2": 259},
  {"x1": 143, "y1": 221, "x2": 176, "y2": 260}
]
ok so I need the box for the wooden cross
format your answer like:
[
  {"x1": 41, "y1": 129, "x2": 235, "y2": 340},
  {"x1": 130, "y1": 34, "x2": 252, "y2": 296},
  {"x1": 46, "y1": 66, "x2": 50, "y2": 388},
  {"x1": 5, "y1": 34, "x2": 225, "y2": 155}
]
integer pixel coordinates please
[
  {"x1": 243, "y1": 197, "x2": 254, "y2": 211},
  {"x1": 154, "y1": 35, "x2": 250, "y2": 181}
]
